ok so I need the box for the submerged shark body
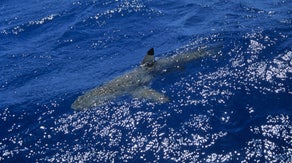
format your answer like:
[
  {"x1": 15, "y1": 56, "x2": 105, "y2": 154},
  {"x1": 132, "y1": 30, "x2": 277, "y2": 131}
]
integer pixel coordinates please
[{"x1": 72, "y1": 47, "x2": 210, "y2": 110}]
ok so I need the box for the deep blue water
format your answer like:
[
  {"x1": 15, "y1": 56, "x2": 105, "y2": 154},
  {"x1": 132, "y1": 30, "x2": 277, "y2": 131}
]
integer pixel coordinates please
[{"x1": 1, "y1": 0, "x2": 291, "y2": 162}]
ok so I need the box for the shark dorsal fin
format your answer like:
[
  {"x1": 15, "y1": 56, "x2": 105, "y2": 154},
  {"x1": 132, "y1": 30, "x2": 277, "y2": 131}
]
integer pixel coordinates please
[{"x1": 141, "y1": 48, "x2": 155, "y2": 67}]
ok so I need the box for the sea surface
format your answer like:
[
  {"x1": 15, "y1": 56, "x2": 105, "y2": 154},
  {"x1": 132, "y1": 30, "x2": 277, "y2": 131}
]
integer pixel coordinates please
[{"x1": 0, "y1": 0, "x2": 291, "y2": 162}]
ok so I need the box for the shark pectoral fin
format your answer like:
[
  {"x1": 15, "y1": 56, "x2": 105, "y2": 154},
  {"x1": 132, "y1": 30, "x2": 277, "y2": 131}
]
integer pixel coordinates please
[{"x1": 131, "y1": 86, "x2": 169, "y2": 103}]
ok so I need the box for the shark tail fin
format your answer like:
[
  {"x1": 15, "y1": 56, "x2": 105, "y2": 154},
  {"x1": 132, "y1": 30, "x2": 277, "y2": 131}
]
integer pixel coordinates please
[{"x1": 141, "y1": 48, "x2": 155, "y2": 67}]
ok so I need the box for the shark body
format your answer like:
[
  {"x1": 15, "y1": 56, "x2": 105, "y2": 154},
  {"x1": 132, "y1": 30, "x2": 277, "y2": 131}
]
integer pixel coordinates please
[{"x1": 72, "y1": 47, "x2": 210, "y2": 110}]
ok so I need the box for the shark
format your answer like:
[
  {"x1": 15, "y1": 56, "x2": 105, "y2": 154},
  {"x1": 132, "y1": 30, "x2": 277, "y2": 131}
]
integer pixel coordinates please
[{"x1": 71, "y1": 46, "x2": 213, "y2": 110}]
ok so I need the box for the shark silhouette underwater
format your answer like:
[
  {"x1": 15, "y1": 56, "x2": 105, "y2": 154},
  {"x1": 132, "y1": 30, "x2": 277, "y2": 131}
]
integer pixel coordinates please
[{"x1": 71, "y1": 47, "x2": 213, "y2": 110}]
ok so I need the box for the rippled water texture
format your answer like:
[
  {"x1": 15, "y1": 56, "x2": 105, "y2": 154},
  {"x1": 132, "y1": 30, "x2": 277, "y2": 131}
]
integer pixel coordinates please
[{"x1": 0, "y1": 0, "x2": 291, "y2": 162}]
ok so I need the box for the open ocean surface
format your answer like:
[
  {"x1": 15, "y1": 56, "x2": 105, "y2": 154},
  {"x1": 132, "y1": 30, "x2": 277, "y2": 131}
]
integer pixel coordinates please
[{"x1": 1, "y1": 0, "x2": 291, "y2": 162}]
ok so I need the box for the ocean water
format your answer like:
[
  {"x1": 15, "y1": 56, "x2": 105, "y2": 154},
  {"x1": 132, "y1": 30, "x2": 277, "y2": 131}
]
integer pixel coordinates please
[{"x1": 0, "y1": 0, "x2": 291, "y2": 162}]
